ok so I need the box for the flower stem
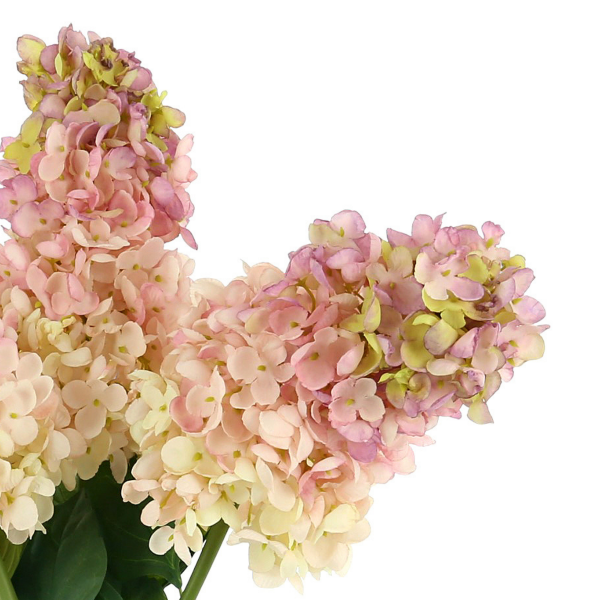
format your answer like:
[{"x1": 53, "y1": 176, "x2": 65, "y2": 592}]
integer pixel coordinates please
[
  {"x1": 0, "y1": 554, "x2": 18, "y2": 600},
  {"x1": 180, "y1": 520, "x2": 228, "y2": 600}
]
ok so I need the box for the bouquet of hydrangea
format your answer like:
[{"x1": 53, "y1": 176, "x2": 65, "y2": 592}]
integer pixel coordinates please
[{"x1": 0, "y1": 26, "x2": 547, "y2": 600}]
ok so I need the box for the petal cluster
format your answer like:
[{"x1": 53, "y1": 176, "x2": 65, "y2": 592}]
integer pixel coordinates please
[
  {"x1": 123, "y1": 211, "x2": 546, "y2": 589},
  {"x1": 0, "y1": 27, "x2": 196, "y2": 543},
  {"x1": 1, "y1": 26, "x2": 547, "y2": 593}
]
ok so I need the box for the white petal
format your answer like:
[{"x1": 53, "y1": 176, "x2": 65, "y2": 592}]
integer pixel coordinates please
[
  {"x1": 149, "y1": 527, "x2": 174, "y2": 555},
  {"x1": 6, "y1": 495, "x2": 38, "y2": 531},
  {"x1": 161, "y1": 436, "x2": 197, "y2": 474}
]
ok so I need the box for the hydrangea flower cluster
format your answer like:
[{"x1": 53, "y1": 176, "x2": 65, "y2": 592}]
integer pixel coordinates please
[
  {"x1": 0, "y1": 26, "x2": 547, "y2": 594},
  {"x1": 0, "y1": 26, "x2": 196, "y2": 544},
  {"x1": 122, "y1": 211, "x2": 546, "y2": 590}
]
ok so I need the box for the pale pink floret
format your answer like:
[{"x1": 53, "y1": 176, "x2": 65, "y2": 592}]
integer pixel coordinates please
[
  {"x1": 0, "y1": 174, "x2": 37, "y2": 219},
  {"x1": 38, "y1": 123, "x2": 68, "y2": 182},
  {"x1": 329, "y1": 378, "x2": 385, "y2": 426},
  {"x1": 228, "y1": 335, "x2": 294, "y2": 406},
  {"x1": 170, "y1": 368, "x2": 226, "y2": 434},
  {"x1": 26, "y1": 267, "x2": 99, "y2": 319},
  {"x1": 12, "y1": 199, "x2": 64, "y2": 238},
  {"x1": 291, "y1": 327, "x2": 357, "y2": 391}
]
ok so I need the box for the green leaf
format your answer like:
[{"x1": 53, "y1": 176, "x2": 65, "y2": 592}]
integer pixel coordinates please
[
  {"x1": 53, "y1": 480, "x2": 80, "y2": 506},
  {"x1": 83, "y1": 463, "x2": 183, "y2": 589},
  {"x1": 13, "y1": 492, "x2": 107, "y2": 600},
  {"x1": 14, "y1": 462, "x2": 185, "y2": 600},
  {"x1": 97, "y1": 578, "x2": 123, "y2": 600},
  {"x1": 0, "y1": 530, "x2": 25, "y2": 578},
  {"x1": 122, "y1": 578, "x2": 168, "y2": 600},
  {"x1": 12, "y1": 513, "x2": 61, "y2": 600},
  {"x1": 49, "y1": 491, "x2": 107, "y2": 600}
]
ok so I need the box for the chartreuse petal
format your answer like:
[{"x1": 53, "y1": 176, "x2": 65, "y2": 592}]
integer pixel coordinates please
[
  {"x1": 424, "y1": 319, "x2": 459, "y2": 355},
  {"x1": 6, "y1": 112, "x2": 45, "y2": 173},
  {"x1": 413, "y1": 313, "x2": 439, "y2": 327},
  {"x1": 459, "y1": 254, "x2": 488, "y2": 283},
  {"x1": 353, "y1": 332, "x2": 384, "y2": 376},
  {"x1": 17, "y1": 35, "x2": 45, "y2": 65},
  {"x1": 150, "y1": 113, "x2": 169, "y2": 137},
  {"x1": 309, "y1": 222, "x2": 341, "y2": 245},
  {"x1": 467, "y1": 397, "x2": 494, "y2": 424},
  {"x1": 162, "y1": 106, "x2": 186, "y2": 128},
  {"x1": 4, "y1": 140, "x2": 42, "y2": 173},
  {"x1": 361, "y1": 287, "x2": 381, "y2": 332},
  {"x1": 423, "y1": 290, "x2": 470, "y2": 321},
  {"x1": 441, "y1": 308, "x2": 465, "y2": 329},
  {"x1": 146, "y1": 133, "x2": 168, "y2": 152},
  {"x1": 340, "y1": 313, "x2": 365, "y2": 333},
  {"x1": 506, "y1": 255, "x2": 526, "y2": 268},
  {"x1": 381, "y1": 240, "x2": 393, "y2": 262},
  {"x1": 402, "y1": 340, "x2": 433, "y2": 370},
  {"x1": 385, "y1": 378, "x2": 406, "y2": 404},
  {"x1": 21, "y1": 111, "x2": 44, "y2": 144}
]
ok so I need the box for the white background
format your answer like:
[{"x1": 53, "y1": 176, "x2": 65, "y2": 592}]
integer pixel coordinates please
[{"x1": 2, "y1": 2, "x2": 599, "y2": 599}]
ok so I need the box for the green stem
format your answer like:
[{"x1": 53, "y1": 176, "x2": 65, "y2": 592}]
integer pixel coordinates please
[
  {"x1": 0, "y1": 553, "x2": 18, "y2": 600},
  {"x1": 180, "y1": 520, "x2": 228, "y2": 600}
]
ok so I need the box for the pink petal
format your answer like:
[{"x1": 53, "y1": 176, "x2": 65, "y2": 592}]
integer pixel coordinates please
[
  {"x1": 450, "y1": 328, "x2": 478, "y2": 358},
  {"x1": 338, "y1": 420, "x2": 374, "y2": 443},
  {"x1": 512, "y1": 268, "x2": 535, "y2": 296},
  {"x1": 337, "y1": 342, "x2": 364, "y2": 376},
  {"x1": 329, "y1": 210, "x2": 366, "y2": 238},
  {"x1": 326, "y1": 248, "x2": 363, "y2": 270},
  {"x1": 40, "y1": 44, "x2": 58, "y2": 73},
  {"x1": 12, "y1": 203, "x2": 39, "y2": 237},
  {"x1": 251, "y1": 373, "x2": 281, "y2": 405},
  {"x1": 180, "y1": 227, "x2": 198, "y2": 250},
  {"x1": 170, "y1": 395, "x2": 205, "y2": 433},
  {"x1": 449, "y1": 277, "x2": 485, "y2": 301},
  {"x1": 347, "y1": 440, "x2": 377, "y2": 463},
  {"x1": 4, "y1": 240, "x2": 30, "y2": 271},
  {"x1": 38, "y1": 153, "x2": 66, "y2": 182},
  {"x1": 12, "y1": 174, "x2": 38, "y2": 202},
  {"x1": 412, "y1": 214, "x2": 443, "y2": 245},
  {"x1": 0, "y1": 338, "x2": 19, "y2": 376},
  {"x1": 39, "y1": 95, "x2": 66, "y2": 119},
  {"x1": 513, "y1": 296, "x2": 546, "y2": 324},
  {"x1": 295, "y1": 357, "x2": 334, "y2": 391}
]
